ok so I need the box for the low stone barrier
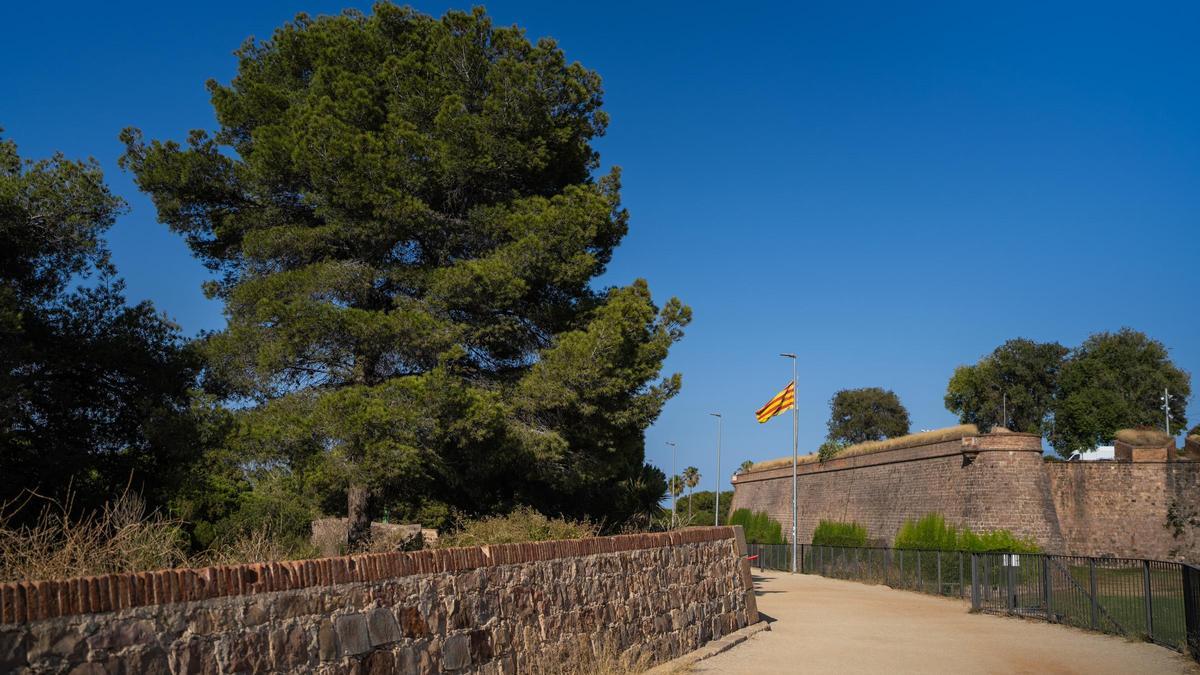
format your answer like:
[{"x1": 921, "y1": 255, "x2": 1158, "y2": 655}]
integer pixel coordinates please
[{"x1": 0, "y1": 526, "x2": 757, "y2": 673}]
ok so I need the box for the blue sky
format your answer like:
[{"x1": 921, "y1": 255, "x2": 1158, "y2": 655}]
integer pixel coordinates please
[{"x1": 3, "y1": 1, "x2": 1197, "y2": 495}]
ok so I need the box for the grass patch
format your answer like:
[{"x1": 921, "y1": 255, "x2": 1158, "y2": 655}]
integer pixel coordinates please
[
  {"x1": 1114, "y1": 428, "x2": 1173, "y2": 446},
  {"x1": 749, "y1": 424, "x2": 978, "y2": 471},
  {"x1": 812, "y1": 520, "x2": 867, "y2": 547}
]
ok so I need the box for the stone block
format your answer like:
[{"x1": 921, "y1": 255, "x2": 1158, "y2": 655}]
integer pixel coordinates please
[
  {"x1": 318, "y1": 621, "x2": 338, "y2": 662},
  {"x1": 0, "y1": 629, "x2": 28, "y2": 668},
  {"x1": 396, "y1": 606, "x2": 429, "y2": 638},
  {"x1": 443, "y1": 633, "x2": 471, "y2": 671},
  {"x1": 367, "y1": 607, "x2": 401, "y2": 647},
  {"x1": 335, "y1": 614, "x2": 371, "y2": 656}
]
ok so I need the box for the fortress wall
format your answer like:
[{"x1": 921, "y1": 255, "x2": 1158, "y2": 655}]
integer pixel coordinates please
[
  {"x1": 1047, "y1": 462, "x2": 1200, "y2": 559},
  {"x1": 0, "y1": 528, "x2": 757, "y2": 674},
  {"x1": 730, "y1": 432, "x2": 1200, "y2": 561}
]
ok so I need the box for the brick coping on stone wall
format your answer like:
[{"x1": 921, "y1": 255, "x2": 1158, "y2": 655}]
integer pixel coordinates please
[{"x1": 0, "y1": 526, "x2": 738, "y2": 626}]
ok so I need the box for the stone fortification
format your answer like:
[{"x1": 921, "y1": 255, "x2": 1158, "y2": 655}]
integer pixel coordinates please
[{"x1": 731, "y1": 429, "x2": 1200, "y2": 561}]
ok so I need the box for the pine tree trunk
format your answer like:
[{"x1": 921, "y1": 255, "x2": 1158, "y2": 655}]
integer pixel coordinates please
[{"x1": 347, "y1": 483, "x2": 371, "y2": 550}]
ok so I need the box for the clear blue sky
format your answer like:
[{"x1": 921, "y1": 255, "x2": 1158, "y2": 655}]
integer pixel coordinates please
[{"x1": 4, "y1": 1, "x2": 1197, "y2": 496}]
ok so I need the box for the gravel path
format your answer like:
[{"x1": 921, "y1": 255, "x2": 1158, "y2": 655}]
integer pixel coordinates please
[{"x1": 693, "y1": 570, "x2": 1198, "y2": 674}]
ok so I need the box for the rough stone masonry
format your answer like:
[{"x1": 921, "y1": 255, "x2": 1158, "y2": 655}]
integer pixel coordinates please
[
  {"x1": 731, "y1": 430, "x2": 1200, "y2": 561},
  {"x1": 0, "y1": 527, "x2": 758, "y2": 674}
]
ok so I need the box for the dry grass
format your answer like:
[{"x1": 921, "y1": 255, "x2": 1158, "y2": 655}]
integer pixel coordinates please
[
  {"x1": 748, "y1": 424, "x2": 979, "y2": 472},
  {"x1": 200, "y1": 525, "x2": 314, "y2": 566},
  {"x1": 523, "y1": 636, "x2": 654, "y2": 675},
  {"x1": 1114, "y1": 428, "x2": 1173, "y2": 446},
  {"x1": 438, "y1": 507, "x2": 598, "y2": 548},
  {"x1": 0, "y1": 491, "x2": 189, "y2": 583}
]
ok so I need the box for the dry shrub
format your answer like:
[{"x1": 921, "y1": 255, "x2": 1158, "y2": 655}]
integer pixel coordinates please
[
  {"x1": 438, "y1": 507, "x2": 598, "y2": 548},
  {"x1": 0, "y1": 491, "x2": 188, "y2": 583},
  {"x1": 524, "y1": 636, "x2": 654, "y2": 675},
  {"x1": 749, "y1": 424, "x2": 979, "y2": 472},
  {"x1": 199, "y1": 525, "x2": 316, "y2": 566},
  {"x1": 1114, "y1": 428, "x2": 1173, "y2": 446}
]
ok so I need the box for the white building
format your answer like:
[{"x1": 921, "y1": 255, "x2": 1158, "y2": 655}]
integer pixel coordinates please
[{"x1": 1066, "y1": 445, "x2": 1115, "y2": 461}]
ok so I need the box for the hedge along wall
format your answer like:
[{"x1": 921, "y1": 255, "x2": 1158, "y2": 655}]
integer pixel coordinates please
[{"x1": 0, "y1": 526, "x2": 758, "y2": 674}]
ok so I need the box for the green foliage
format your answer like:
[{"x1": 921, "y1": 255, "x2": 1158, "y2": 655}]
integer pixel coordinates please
[
  {"x1": 945, "y1": 338, "x2": 1068, "y2": 436},
  {"x1": 894, "y1": 513, "x2": 1039, "y2": 553},
  {"x1": 1052, "y1": 329, "x2": 1190, "y2": 454},
  {"x1": 811, "y1": 520, "x2": 867, "y2": 547},
  {"x1": 673, "y1": 490, "x2": 732, "y2": 527},
  {"x1": 0, "y1": 133, "x2": 201, "y2": 518},
  {"x1": 827, "y1": 388, "x2": 910, "y2": 445},
  {"x1": 817, "y1": 440, "x2": 847, "y2": 462},
  {"x1": 119, "y1": 4, "x2": 689, "y2": 536},
  {"x1": 437, "y1": 507, "x2": 597, "y2": 548},
  {"x1": 728, "y1": 509, "x2": 784, "y2": 544},
  {"x1": 667, "y1": 475, "x2": 684, "y2": 499},
  {"x1": 737, "y1": 460, "x2": 755, "y2": 474}
]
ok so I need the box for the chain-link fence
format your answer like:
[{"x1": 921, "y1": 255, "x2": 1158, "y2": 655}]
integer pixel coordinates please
[{"x1": 745, "y1": 542, "x2": 1200, "y2": 661}]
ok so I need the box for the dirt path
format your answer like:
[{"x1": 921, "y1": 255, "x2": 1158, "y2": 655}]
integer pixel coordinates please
[{"x1": 694, "y1": 571, "x2": 1197, "y2": 674}]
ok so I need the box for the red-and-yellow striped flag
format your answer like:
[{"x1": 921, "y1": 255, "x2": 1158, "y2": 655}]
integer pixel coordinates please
[{"x1": 755, "y1": 381, "x2": 795, "y2": 423}]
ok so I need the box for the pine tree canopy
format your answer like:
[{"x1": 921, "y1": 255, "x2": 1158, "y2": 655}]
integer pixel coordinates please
[{"x1": 119, "y1": 4, "x2": 690, "y2": 537}]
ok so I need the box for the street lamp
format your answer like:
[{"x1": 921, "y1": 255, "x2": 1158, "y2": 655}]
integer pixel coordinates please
[
  {"x1": 780, "y1": 352, "x2": 798, "y2": 573},
  {"x1": 1162, "y1": 389, "x2": 1173, "y2": 436},
  {"x1": 710, "y1": 413, "x2": 722, "y2": 527},
  {"x1": 666, "y1": 441, "x2": 677, "y2": 529}
]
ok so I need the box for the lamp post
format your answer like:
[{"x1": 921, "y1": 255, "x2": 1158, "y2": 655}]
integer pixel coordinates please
[
  {"x1": 666, "y1": 441, "x2": 677, "y2": 529},
  {"x1": 710, "y1": 413, "x2": 722, "y2": 527},
  {"x1": 1162, "y1": 388, "x2": 1172, "y2": 436},
  {"x1": 780, "y1": 352, "x2": 798, "y2": 573}
]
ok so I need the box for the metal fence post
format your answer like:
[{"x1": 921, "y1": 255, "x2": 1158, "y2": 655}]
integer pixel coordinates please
[
  {"x1": 937, "y1": 552, "x2": 943, "y2": 596},
  {"x1": 918, "y1": 550, "x2": 923, "y2": 592},
  {"x1": 1042, "y1": 555, "x2": 1053, "y2": 621},
  {"x1": 1089, "y1": 558, "x2": 1099, "y2": 631},
  {"x1": 1143, "y1": 560, "x2": 1154, "y2": 640},
  {"x1": 959, "y1": 553, "x2": 964, "y2": 599},
  {"x1": 970, "y1": 554, "x2": 980, "y2": 610},
  {"x1": 1183, "y1": 565, "x2": 1199, "y2": 660}
]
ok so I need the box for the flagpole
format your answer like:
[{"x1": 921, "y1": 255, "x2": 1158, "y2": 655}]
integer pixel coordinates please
[
  {"x1": 710, "y1": 412, "x2": 723, "y2": 527},
  {"x1": 781, "y1": 352, "x2": 798, "y2": 573}
]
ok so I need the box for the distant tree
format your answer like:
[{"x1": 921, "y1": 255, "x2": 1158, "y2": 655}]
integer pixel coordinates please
[
  {"x1": 738, "y1": 460, "x2": 755, "y2": 474},
  {"x1": 120, "y1": 5, "x2": 689, "y2": 545},
  {"x1": 944, "y1": 338, "x2": 1068, "y2": 435},
  {"x1": 0, "y1": 133, "x2": 199, "y2": 516},
  {"x1": 682, "y1": 466, "x2": 699, "y2": 519},
  {"x1": 1052, "y1": 329, "x2": 1190, "y2": 454},
  {"x1": 827, "y1": 388, "x2": 910, "y2": 445},
  {"x1": 614, "y1": 464, "x2": 667, "y2": 530},
  {"x1": 667, "y1": 475, "x2": 684, "y2": 499}
]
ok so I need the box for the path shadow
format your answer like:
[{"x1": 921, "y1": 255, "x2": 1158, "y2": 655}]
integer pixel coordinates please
[{"x1": 755, "y1": 611, "x2": 778, "y2": 624}]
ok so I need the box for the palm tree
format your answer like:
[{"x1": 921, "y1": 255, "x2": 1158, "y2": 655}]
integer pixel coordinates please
[
  {"x1": 682, "y1": 466, "x2": 700, "y2": 520},
  {"x1": 667, "y1": 475, "x2": 685, "y2": 528}
]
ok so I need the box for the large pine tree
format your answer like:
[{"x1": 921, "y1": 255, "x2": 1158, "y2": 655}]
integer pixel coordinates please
[{"x1": 121, "y1": 4, "x2": 685, "y2": 544}]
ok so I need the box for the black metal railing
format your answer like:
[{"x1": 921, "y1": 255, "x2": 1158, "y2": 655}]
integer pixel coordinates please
[{"x1": 745, "y1": 542, "x2": 1200, "y2": 661}]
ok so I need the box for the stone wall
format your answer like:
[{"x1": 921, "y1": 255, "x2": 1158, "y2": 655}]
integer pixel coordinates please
[
  {"x1": 1047, "y1": 462, "x2": 1200, "y2": 559},
  {"x1": 0, "y1": 527, "x2": 757, "y2": 674},
  {"x1": 730, "y1": 431, "x2": 1200, "y2": 561}
]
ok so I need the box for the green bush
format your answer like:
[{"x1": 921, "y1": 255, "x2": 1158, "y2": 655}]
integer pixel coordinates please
[
  {"x1": 728, "y1": 509, "x2": 785, "y2": 544},
  {"x1": 817, "y1": 440, "x2": 846, "y2": 462},
  {"x1": 894, "y1": 513, "x2": 1038, "y2": 553},
  {"x1": 811, "y1": 520, "x2": 867, "y2": 547}
]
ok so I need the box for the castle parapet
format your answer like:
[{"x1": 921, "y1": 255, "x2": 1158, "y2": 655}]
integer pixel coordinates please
[{"x1": 1113, "y1": 429, "x2": 1176, "y2": 462}]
